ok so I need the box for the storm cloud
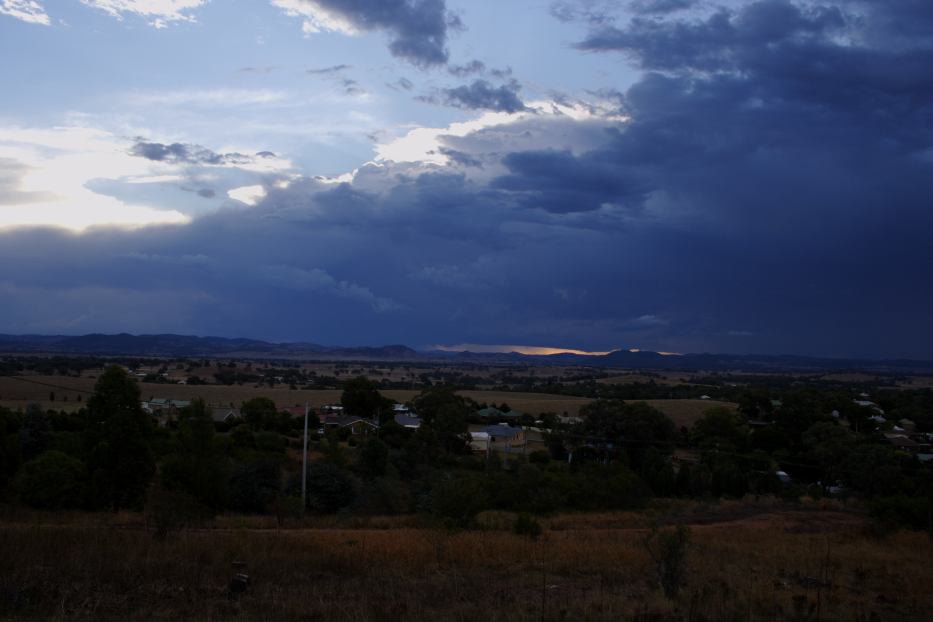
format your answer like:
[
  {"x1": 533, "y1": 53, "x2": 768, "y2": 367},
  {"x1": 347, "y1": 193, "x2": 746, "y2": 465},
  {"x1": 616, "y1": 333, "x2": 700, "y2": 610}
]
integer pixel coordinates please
[
  {"x1": 2, "y1": 0, "x2": 933, "y2": 357},
  {"x1": 436, "y1": 79, "x2": 528, "y2": 113},
  {"x1": 272, "y1": 0, "x2": 459, "y2": 67}
]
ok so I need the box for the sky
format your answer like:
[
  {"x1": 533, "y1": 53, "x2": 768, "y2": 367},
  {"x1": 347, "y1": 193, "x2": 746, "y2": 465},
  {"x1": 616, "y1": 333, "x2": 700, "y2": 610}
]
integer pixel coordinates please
[{"x1": 1, "y1": 0, "x2": 932, "y2": 359}]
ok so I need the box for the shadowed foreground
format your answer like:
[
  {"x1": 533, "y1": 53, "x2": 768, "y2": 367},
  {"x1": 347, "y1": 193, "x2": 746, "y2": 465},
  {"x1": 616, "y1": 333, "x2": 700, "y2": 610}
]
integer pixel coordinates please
[{"x1": 1, "y1": 509, "x2": 931, "y2": 621}]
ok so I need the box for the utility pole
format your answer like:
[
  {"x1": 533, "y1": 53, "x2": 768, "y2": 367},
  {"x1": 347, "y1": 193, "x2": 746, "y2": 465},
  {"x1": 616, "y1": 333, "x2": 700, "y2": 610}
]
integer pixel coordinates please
[{"x1": 301, "y1": 401, "x2": 309, "y2": 514}]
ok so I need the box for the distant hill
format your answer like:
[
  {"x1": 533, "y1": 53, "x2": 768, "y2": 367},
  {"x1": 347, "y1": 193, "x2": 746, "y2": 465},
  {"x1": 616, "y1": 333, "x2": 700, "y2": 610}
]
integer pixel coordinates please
[
  {"x1": 1, "y1": 333, "x2": 931, "y2": 372},
  {"x1": 0, "y1": 333, "x2": 419, "y2": 361}
]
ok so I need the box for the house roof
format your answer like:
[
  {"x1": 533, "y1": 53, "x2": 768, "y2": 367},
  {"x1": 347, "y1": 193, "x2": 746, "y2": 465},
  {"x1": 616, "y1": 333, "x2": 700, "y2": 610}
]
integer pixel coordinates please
[
  {"x1": 211, "y1": 407, "x2": 240, "y2": 423},
  {"x1": 484, "y1": 424, "x2": 522, "y2": 438},
  {"x1": 476, "y1": 407, "x2": 522, "y2": 418},
  {"x1": 394, "y1": 414, "x2": 421, "y2": 428},
  {"x1": 322, "y1": 415, "x2": 379, "y2": 428}
]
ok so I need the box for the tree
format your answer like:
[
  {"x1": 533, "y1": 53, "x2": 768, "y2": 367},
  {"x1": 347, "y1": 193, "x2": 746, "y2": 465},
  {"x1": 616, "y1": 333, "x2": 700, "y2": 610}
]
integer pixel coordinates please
[
  {"x1": 342, "y1": 376, "x2": 380, "y2": 416},
  {"x1": 159, "y1": 398, "x2": 229, "y2": 512},
  {"x1": 802, "y1": 421, "x2": 855, "y2": 490},
  {"x1": 229, "y1": 458, "x2": 282, "y2": 513},
  {"x1": 691, "y1": 407, "x2": 749, "y2": 451},
  {"x1": 241, "y1": 397, "x2": 278, "y2": 430},
  {"x1": 581, "y1": 400, "x2": 677, "y2": 469},
  {"x1": 434, "y1": 402, "x2": 470, "y2": 454},
  {"x1": 357, "y1": 437, "x2": 389, "y2": 480},
  {"x1": 0, "y1": 408, "x2": 22, "y2": 496},
  {"x1": 19, "y1": 403, "x2": 49, "y2": 462},
  {"x1": 85, "y1": 366, "x2": 155, "y2": 510},
  {"x1": 412, "y1": 386, "x2": 474, "y2": 424},
  {"x1": 305, "y1": 461, "x2": 355, "y2": 513}
]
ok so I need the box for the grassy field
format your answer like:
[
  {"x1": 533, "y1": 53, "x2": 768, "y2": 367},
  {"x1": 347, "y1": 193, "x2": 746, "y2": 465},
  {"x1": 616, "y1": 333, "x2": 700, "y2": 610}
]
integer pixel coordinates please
[
  {"x1": 0, "y1": 375, "x2": 737, "y2": 422},
  {"x1": 0, "y1": 502, "x2": 929, "y2": 620}
]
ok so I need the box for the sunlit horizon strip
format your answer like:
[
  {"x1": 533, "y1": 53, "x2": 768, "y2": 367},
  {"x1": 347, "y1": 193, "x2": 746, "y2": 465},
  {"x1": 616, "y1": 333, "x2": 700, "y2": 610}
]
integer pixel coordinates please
[{"x1": 433, "y1": 344, "x2": 620, "y2": 356}]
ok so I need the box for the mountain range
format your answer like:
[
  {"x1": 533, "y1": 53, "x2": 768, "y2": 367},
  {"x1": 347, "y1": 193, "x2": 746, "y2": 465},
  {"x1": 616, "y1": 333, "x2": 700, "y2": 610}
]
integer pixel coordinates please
[{"x1": 1, "y1": 333, "x2": 932, "y2": 373}]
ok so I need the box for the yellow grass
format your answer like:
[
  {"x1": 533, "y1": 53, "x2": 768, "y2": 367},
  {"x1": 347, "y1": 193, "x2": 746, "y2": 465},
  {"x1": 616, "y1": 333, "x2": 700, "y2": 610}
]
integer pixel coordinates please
[{"x1": 0, "y1": 505, "x2": 930, "y2": 621}]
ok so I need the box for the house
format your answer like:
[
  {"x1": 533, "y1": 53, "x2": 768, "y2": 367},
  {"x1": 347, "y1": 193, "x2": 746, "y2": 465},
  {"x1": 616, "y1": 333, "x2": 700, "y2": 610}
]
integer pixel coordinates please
[
  {"x1": 475, "y1": 406, "x2": 522, "y2": 420},
  {"x1": 394, "y1": 414, "x2": 421, "y2": 429},
  {"x1": 884, "y1": 434, "x2": 920, "y2": 450},
  {"x1": 212, "y1": 407, "x2": 241, "y2": 424},
  {"x1": 854, "y1": 399, "x2": 885, "y2": 414},
  {"x1": 321, "y1": 414, "x2": 379, "y2": 435},
  {"x1": 469, "y1": 431, "x2": 490, "y2": 452},
  {"x1": 393, "y1": 403, "x2": 413, "y2": 414},
  {"x1": 282, "y1": 406, "x2": 309, "y2": 418},
  {"x1": 484, "y1": 424, "x2": 525, "y2": 452},
  {"x1": 142, "y1": 398, "x2": 191, "y2": 423}
]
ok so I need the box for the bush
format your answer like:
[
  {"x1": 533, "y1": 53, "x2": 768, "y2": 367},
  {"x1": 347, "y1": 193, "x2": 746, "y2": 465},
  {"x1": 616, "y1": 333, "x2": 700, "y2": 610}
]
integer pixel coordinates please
[
  {"x1": 14, "y1": 450, "x2": 86, "y2": 509},
  {"x1": 305, "y1": 462, "x2": 356, "y2": 513},
  {"x1": 430, "y1": 473, "x2": 488, "y2": 529},
  {"x1": 644, "y1": 525, "x2": 691, "y2": 599},
  {"x1": 513, "y1": 513, "x2": 543, "y2": 540},
  {"x1": 869, "y1": 495, "x2": 933, "y2": 535},
  {"x1": 528, "y1": 450, "x2": 551, "y2": 465}
]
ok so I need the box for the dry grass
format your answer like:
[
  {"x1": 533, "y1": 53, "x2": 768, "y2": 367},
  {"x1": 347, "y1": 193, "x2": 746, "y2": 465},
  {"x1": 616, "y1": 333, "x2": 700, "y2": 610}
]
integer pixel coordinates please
[
  {"x1": 640, "y1": 399, "x2": 738, "y2": 429},
  {"x1": 0, "y1": 376, "x2": 600, "y2": 417},
  {"x1": 1, "y1": 504, "x2": 930, "y2": 621}
]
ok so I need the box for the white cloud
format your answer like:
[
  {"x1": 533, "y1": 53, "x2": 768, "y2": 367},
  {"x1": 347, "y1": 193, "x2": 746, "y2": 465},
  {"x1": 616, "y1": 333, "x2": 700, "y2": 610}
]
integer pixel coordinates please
[
  {"x1": 375, "y1": 97, "x2": 627, "y2": 166},
  {"x1": 126, "y1": 88, "x2": 287, "y2": 107},
  {"x1": 0, "y1": 125, "x2": 294, "y2": 231},
  {"x1": 0, "y1": 0, "x2": 49, "y2": 25},
  {"x1": 269, "y1": 0, "x2": 357, "y2": 36},
  {"x1": 0, "y1": 126, "x2": 189, "y2": 230},
  {"x1": 80, "y1": 0, "x2": 207, "y2": 28},
  {"x1": 227, "y1": 184, "x2": 266, "y2": 206}
]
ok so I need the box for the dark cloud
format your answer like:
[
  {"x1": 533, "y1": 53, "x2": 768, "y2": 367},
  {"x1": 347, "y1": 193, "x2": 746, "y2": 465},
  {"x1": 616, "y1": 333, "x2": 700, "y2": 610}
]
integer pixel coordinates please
[
  {"x1": 491, "y1": 148, "x2": 648, "y2": 214},
  {"x1": 436, "y1": 79, "x2": 528, "y2": 113},
  {"x1": 130, "y1": 140, "x2": 257, "y2": 166},
  {"x1": 196, "y1": 188, "x2": 216, "y2": 199},
  {"x1": 549, "y1": 0, "x2": 616, "y2": 25},
  {"x1": 306, "y1": 64, "x2": 352, "y2": 75},
  {"x1": 448, "y1": 60, "x2": 485, "y2": 77},
  {"x1": 389, "y1": 77, "x2": 414, "y2": 90},
  {"x1": 294, "y1": 0, "x2": 459, "y2": 67},
  {"x1": 437, "y1": 147, "x2": 483, "y2": 168},
  {"x1": 628, "y1": 0, "x2": 693, "y2": 14}
]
